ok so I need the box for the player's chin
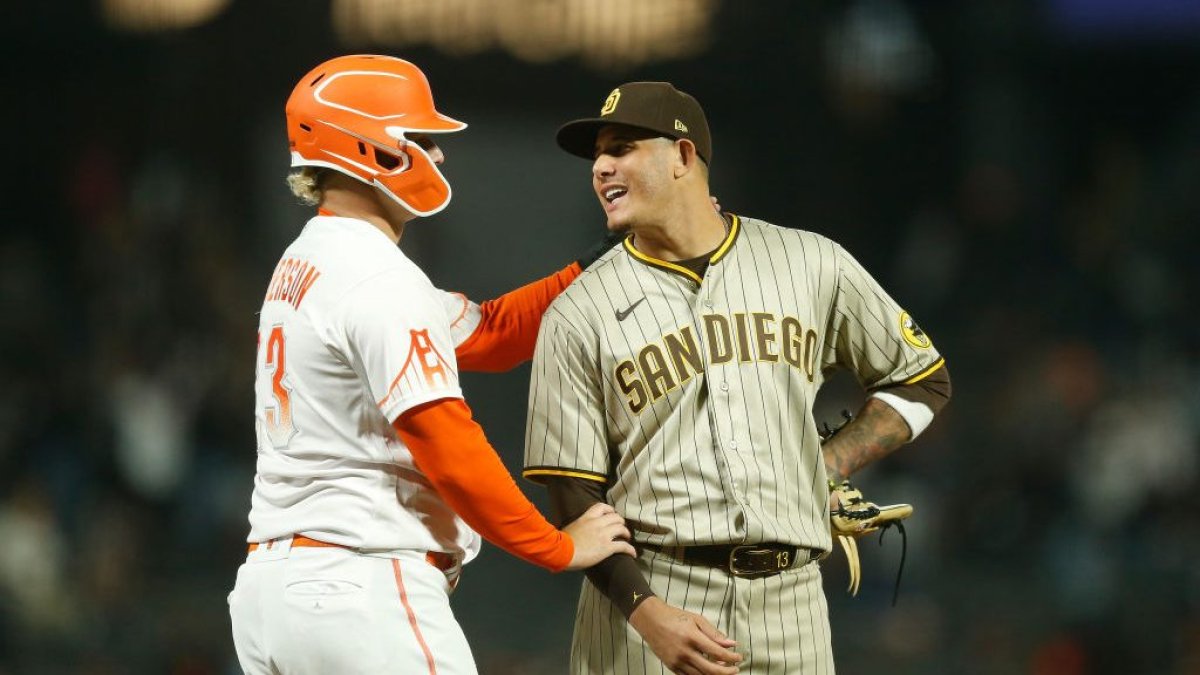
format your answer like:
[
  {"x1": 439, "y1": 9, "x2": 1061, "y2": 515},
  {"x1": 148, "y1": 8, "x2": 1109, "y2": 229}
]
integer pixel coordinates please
[
  {"x1": 603, "y1": 207, "x2": 633, "y2": 233},
  {"x1": 604, "y1": 218, "x2": 631, "y2": 234}
]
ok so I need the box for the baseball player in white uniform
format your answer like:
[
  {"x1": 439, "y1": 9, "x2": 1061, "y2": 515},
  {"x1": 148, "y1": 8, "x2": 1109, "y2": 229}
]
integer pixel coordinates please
[
  {"x1": 227, "y1": 55, "x2": 635, "y2": 675},
  {"x1": 522, "y1": 83, "x2": 952, "y2": 673}
]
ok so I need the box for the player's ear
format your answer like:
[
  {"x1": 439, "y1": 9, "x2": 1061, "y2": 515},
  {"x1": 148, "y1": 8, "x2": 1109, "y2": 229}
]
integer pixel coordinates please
[{"x1": 673, "y1": 138, "x2": 698, "y2": 179}]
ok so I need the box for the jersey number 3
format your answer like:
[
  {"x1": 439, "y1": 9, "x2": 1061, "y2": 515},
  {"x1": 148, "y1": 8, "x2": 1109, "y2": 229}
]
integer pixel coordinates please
[{"x1": 260, "y1": 325, "x2": 295, "y2": 447}]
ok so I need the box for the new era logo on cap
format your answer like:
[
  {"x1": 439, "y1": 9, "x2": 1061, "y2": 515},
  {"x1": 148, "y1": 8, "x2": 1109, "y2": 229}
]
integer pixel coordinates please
[{"x1": 557, "y1": 82, "x2": 712, "y2": 164}]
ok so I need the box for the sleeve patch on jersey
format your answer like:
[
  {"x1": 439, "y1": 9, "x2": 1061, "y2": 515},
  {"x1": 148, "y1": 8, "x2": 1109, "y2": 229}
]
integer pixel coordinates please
[
  {"x1": 899, "y1": 311, "x2": 932, "y2": 349},
  {"x1": 449, "y1": 292, "x2": 470, "y2": 329},
  {"x1": 378, "y1": 328, "x2": 455, "y2": 409},
  {"x1": 522, "y1": 467, "x2": 609, "y2": 485}
]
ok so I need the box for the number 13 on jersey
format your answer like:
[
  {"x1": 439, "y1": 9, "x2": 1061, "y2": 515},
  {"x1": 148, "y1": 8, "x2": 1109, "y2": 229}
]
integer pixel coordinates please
[{"x1": 257, "y1": 325, "x2": 296, "y2": 447}]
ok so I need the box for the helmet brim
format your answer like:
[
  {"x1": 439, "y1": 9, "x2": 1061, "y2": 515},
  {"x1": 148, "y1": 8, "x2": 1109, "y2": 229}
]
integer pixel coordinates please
[{"x1": 386, "y1": 112, "x2": 467, "y2": 139}]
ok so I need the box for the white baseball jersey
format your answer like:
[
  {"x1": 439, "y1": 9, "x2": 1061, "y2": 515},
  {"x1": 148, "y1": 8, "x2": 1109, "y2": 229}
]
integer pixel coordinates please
[
  {"x1": 247, "y1": 214, "x2": 485, "y2": 561},
  {"x1": 524, "y1": 214, "x2": 944, "y2": 554}
]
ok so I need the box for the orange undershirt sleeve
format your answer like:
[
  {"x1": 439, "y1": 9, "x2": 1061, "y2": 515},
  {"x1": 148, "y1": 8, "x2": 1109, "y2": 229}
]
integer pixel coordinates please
[
  {"x1": 393, "y1": 397, "x2": 574, "y2": 572},
  {"x1": 455, "y1": 263, "x2": 581, "y2": 372}
]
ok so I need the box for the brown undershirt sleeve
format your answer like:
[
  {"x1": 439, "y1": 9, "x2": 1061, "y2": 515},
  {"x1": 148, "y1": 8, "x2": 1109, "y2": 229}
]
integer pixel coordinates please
[
  {"x1": 544, "y1": 475, "x2": 655, "y2": 619},
  {"x1": 875, "y1": 362, "x2": 952, "y2": 415}
]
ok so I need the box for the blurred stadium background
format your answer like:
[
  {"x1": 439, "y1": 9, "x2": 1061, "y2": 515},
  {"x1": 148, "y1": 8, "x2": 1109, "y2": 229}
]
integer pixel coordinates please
[{"x1": 2, "y1": 0, "x2": 1198, "y2": 672}]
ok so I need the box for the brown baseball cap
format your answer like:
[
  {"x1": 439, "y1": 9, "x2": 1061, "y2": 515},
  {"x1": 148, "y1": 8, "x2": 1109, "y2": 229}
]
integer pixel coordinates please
[{"x1": 556, "y1": 82, "x2": 712, "y2": 164}]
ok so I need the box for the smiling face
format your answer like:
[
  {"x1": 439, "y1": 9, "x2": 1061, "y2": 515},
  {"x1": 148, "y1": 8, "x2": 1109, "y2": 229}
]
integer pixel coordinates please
[{"x1": 592, "y1": 125, "x2": 676, "y2": 232}]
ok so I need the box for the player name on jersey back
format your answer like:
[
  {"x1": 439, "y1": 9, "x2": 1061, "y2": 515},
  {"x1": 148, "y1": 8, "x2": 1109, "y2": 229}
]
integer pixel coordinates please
[{"x1": 263, "y1": 257, "x2": 322, "y2": 310}]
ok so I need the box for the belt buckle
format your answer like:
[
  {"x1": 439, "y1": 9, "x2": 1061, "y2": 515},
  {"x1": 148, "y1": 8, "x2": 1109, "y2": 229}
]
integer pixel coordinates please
[
  {"x1": 728, "y1": 545, "x2": 774, "y2": 577},
  {"x1": 728, "y1": 544, "x2": 799, "y2": 577}
]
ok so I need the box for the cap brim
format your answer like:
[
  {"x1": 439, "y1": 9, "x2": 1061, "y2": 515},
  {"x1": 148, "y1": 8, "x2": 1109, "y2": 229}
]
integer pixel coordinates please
[
  {"x1": 556, "y1": 118, "x2": 609, "y2": 160},
  {"x1": 557, "y1": 117, "x2": 687, "y2": 160}
]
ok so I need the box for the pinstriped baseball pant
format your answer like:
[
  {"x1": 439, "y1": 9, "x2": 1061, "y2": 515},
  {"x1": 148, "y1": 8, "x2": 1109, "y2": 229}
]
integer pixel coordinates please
[{"x1": 571, "y1": 548, "x2": 835, "y2": 674}]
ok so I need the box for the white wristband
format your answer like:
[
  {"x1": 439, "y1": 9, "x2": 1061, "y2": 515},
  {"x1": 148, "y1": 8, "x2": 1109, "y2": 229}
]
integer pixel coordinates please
[{"x1": 870, "y1": 391, "x2": 934, "y2": 441}]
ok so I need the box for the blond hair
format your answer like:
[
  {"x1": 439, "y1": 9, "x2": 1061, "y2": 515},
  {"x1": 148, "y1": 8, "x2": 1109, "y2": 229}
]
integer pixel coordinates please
[{"x1": 286, "y1": 167, "x2": 328, "y2": 206}]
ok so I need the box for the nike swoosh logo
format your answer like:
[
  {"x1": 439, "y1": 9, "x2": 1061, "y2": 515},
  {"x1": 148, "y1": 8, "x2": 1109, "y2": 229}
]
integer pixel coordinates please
[{"x1": 615, "y1": 297, "x2": 646, "y2": 321}]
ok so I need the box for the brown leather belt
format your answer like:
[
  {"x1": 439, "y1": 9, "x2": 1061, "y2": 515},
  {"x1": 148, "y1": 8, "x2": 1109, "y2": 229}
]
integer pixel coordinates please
[
  {"x1": 247, "y1": 535, "x2": 458, "y2": 573},
  {"x1": 642, "y1": 542, "x2": 814, "y2": 579}
]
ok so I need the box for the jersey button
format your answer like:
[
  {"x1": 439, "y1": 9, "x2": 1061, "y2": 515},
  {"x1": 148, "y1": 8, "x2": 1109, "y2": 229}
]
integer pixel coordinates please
[
  {"x1": 729, "y1": 441, "x2": 738, "y2": 450},
  {"x1": 720, "y1": 382, "x2": 729, "y2": 392}
]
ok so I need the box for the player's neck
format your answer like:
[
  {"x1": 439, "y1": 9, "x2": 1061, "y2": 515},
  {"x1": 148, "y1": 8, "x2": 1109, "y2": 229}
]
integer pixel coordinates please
[
  {"x1": 630, "y1": 195, "x2": 727, "y2": 262},
  {"x1": 319, "y1": 177, "x2": 412, "y2": 244}
]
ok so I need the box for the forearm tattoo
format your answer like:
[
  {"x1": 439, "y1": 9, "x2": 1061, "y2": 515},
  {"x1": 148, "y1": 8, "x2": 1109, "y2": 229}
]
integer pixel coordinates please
[{"x1": 821, "y1": 397, "x2": 911, "y2": 481}]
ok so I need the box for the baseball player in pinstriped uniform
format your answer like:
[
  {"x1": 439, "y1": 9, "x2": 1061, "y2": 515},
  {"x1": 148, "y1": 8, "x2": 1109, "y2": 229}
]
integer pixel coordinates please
[
  {"x1": 523, "y1": 82, "x2": 952, "y2": 674},
  {"x1": 227, "y1": 55, "x2": 635, "y2": 675}
]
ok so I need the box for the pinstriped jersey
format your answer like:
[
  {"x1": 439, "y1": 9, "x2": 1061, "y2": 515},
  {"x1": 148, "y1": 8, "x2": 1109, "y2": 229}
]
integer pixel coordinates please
[{"x1": 523, "y1": 214, "x2": 943, "y2": 553}]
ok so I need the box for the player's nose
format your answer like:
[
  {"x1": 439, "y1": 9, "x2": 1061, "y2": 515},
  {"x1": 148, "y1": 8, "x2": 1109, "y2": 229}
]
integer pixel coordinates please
[
  {"x1": 592, "y1": 154, "x2": 615, "y2": 179},
  {"x1": 426, "y1": 142, "x2": 445, "y2": 165}
]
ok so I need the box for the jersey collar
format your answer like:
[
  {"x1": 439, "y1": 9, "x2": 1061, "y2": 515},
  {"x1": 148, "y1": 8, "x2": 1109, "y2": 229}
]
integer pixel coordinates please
[{"x1": 622, "y1": 213, "x2": 741, "y2": 284}]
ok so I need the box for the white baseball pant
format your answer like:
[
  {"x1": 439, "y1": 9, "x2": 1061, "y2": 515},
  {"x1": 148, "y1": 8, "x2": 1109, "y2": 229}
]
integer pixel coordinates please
[{"x1": 229, "y1": 537, "x2": 475, "y2": 674}]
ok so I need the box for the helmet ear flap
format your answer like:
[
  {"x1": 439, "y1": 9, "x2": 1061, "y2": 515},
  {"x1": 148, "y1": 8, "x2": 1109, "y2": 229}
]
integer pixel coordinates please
[
  {"x1": 373, "y1": 148, "x2": 403, "y2": 171},
  {"x1": 374, "y1": 141, "x2": 452, "y2": 217},
  {"x1": 367, "y1": 142, "x2": 410, "y2": 174}
]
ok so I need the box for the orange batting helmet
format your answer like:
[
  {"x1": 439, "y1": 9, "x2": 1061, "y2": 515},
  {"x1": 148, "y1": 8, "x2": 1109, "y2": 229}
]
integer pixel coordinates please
[{"x1": 285, "y1": 55, "x2": 466, "y2": 217}]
